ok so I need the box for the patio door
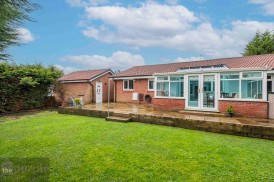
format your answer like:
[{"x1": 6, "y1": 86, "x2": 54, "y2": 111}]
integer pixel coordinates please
[{"x1": 186, "y1": 74, "x2": 218, "y2": 111}]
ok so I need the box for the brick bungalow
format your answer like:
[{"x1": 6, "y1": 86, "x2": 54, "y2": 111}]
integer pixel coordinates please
[
  {"x1": 56, "y1": 69, "x2": 114, "y2": 105},
  {"x1": 111, "y1": 54, "x2": 274, "y2": 118}
]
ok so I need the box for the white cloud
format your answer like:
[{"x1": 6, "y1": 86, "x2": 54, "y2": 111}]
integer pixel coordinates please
[
  {"x1": 16, "y1": 28, "x2": 35, "y2": 44},
  {"x1": 249, "y1": 0, "x2": 274, "y2": 15},
  {"x1": 60, "y1": 51, "x2": 144, "y2": 71},
  {"x1": 80, "y1": 2, "x2": 274, "y2": 58},
  {"x1": 55, "y1": 65, "x2": 79, "y2": 74},
  {"x1": 66, "y1": 0, "x2": 107, "y2": 7},
  {"x1": 175, "y1": 56, "x2": 205, "y2": 62}
]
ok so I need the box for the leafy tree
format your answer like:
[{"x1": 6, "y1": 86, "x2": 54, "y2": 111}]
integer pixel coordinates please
[
  {"x1": 0, "y1": 0, "x2": 40, "y2": 60},
  {"x1": 243, "y1": 31, "x2": 274, "y2": 56}
]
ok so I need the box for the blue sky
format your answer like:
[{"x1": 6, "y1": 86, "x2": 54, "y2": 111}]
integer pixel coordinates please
[{"x1": 9, "y1": 0, "x2": 274, "y2": 73}]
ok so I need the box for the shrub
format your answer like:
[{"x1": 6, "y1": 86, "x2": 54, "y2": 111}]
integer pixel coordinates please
[
  {"x1": 226, "y1": 105, "x2": 234, "y2": 114},
  {"x1": 74, "y1": 98, "x2": 81, "y2": 105},
  {"x1": 0, "y1": 62, "x2": 63, "y2": 113}
]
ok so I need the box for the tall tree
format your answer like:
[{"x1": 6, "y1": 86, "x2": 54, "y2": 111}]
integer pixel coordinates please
[
  {"x1": 0, "y1": 0, "x2": 40, "y2": 60},
  {"x1": 243, "y1": 31, "x2": 274, "y2": 56}
]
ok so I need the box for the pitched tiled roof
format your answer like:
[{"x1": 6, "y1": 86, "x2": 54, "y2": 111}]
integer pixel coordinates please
[
  {"x1": 112, "y1": 54, "x2": 274, "y2": 78},
  {"x1": 59, "y1": 69, "x2": 112, "y2": 81}
]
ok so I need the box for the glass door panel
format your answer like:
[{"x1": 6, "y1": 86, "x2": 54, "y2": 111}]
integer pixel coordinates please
[
  {"x1": 188, "y1": 76, "x2": 199, "y2": 107},
  {"x1": 202, "y1": 75, "x2": 215, "y2": 109}
]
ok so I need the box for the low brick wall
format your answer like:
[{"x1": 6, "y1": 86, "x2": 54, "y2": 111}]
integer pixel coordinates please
[
  {"x1": 153, "y1": 98, "x2": 185, "y2": 111},
  {"x1": 58, "y1": 107, "x2": 274, "y2": 140},
  {"x1": 58, "y1": 107, "x2": 112, "y2": 118},
  {"x1": 219, "y1": 100, "x2": 268, "y2": 118},
  {"x1": 129, "y1": 114, "x2": 274, "y2": 140}
]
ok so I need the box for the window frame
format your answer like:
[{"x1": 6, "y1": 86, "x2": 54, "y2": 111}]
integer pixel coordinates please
[
  {"x1": 155, "y1": 76, "x2": 170, "y2": 98},
  {"x1": 267, "y1": 75, "x2": 273, "y2": 93},
  {"x1": 170, "y1": 75, "x2": 184, "y2": 98},
  {"x1": 123, "y1": 79, "x2": 134, "y2": 91},
  {"x1": 154, "y1": 75, "x2": 185, "y2": 99},
  {"x1": 241, "y1": 72, "x2": 263, "y2": 79},
  {"x1": 241, "y1": 79, "x2": 263, "y2": 99},
  {"x1": 148, "y1": 79, "x2": 154, "y2": 91},
  {"x1": 219, "y1": 71, "x2": 266, "y2": 101},
  {"x1": 220, "y1": 72, "x2": 240, "y2": 99}
]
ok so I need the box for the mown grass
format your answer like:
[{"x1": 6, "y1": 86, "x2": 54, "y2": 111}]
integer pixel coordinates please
[{"x1": 0, "y1": 111, "x2": 274, "y2": 181}]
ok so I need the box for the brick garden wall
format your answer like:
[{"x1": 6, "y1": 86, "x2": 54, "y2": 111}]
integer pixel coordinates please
[
  {"x1": 219, "y1": 100, "x2": 268, "y2": 118},
  {"x1": 58, "y1": 107, "x2": 274, "y2": 140}
]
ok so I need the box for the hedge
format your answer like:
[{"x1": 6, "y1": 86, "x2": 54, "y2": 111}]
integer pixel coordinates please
[{"x1": 0, "y1": 62, "x2": 63, "y2": 113}]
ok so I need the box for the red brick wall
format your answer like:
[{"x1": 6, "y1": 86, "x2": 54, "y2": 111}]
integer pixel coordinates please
[
  {"x1": 219, "y1": 100, "x2": 268, "y2": 118},
  {"x1": 115, "y1": 79, "x2": 185, "y2": 110},
  {"x1": 115, "y1": 79, "x2": 154, "y2": 104},
  {"x1": 153, "y1": 98, "x2": 185, "y2": 111},
  {"x1": 57, "y1": 82, "x2": 93, "y2": 104},
  {"x1": 91, "y1": 72, "x2": 114, "y2": 102}
]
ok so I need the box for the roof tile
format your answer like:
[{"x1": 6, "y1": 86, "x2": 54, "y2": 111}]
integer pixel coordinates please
[
  {"x1": 59, "y1": 69, "x2": 112, "y2": 81},
  {"x1": 112, "y1": 54, "x2": 274, "y2": 77}
]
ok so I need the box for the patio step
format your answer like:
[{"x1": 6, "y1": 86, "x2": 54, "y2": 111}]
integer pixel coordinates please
[
  {"x1": 179, "y1": 110, "x2": 226, "y2": 117},
  {"x1": 105, "y1": 116, "x2": 132, "y2": 123}
]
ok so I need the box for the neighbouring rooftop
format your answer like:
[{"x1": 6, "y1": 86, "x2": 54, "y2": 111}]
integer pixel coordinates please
[{"x1": 59, "y1": 68, "x2": 113, "y2": 81}]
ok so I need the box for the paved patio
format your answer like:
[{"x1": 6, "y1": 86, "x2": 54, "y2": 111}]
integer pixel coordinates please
[{"x1": 82, "y1": 103, "x2": 274, "y2": 127}]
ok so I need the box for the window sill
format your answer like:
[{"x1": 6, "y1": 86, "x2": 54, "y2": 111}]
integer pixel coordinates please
[
  {"x1": 123, "y1": 89, "x2": 134, "y2": 92},
  {"x1": 154, "y1": 97, "x2": 185, "y2": 99},
  {"x1": 218, "y1": 98, "x2": 268, "y2": 102}
]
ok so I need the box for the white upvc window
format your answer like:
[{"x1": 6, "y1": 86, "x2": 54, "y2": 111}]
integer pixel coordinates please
[
  {"x1": 220, "y1": 73, "x2": 240, "y2": 99},
  {"x1": 220, "y1": 71, "x2": 265, "y2": 100},
  {"x1": 170, "y1": 75, "x2": 184, "y2": 97},
  {"x1": 155, "y1": 75, "x2": 185, "y2": 98},
  {"x1": 148, "y1": 79, "x2": 154, "y2": 91},
  {"x1": 241, "y1": 72, "x2": 263, "y2": 99},
  {"x1": 267, "y1": 75, "x2": 273, "y2": 93},
  {"x1": 156, "y1": 76, "x2": 169, "y2": 97},
  {"x1": 123, "y1": 80, "x2": 134, "y2": 90},
  {"x1": 242, "y1": 72, "x2": 262, "y2": 79}
]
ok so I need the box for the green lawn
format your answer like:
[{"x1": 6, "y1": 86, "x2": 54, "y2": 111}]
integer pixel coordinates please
[{"x1": 0, "y1": 111, "x2": 274, "y2": 181}]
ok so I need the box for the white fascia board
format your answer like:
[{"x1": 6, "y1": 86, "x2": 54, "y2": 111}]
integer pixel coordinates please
[
  {"x1": 61, "y1": 80, "x2": 89, "y2": 83},
  {"x1": 89, "y1": 70, "x2": 114, "y2": 82},
  {"x1": 267, "y1": 70, "x2": 274, "y2": 74},
  {"x1": 112, "y1": 76, "x2": 155, "y2": 80}
]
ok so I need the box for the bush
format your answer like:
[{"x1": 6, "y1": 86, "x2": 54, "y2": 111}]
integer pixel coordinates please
[
  {"x1": 226, "y1": 105, "x2": 234, "y2": 114},
  {"x1": 0, "y1": 62, "x2": 63, "y2": 113},
  {"x1": 74, "y1": 98, "x2": 81, "y2": 105}
]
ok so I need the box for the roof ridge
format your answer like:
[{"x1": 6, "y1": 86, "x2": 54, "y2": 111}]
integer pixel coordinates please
[
  {"x1": 59, "y1": 68, "x2": 113, "y2": 81},
  {"x1": 67, "y1": 68, "x2": 111, "y2": 74}
]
